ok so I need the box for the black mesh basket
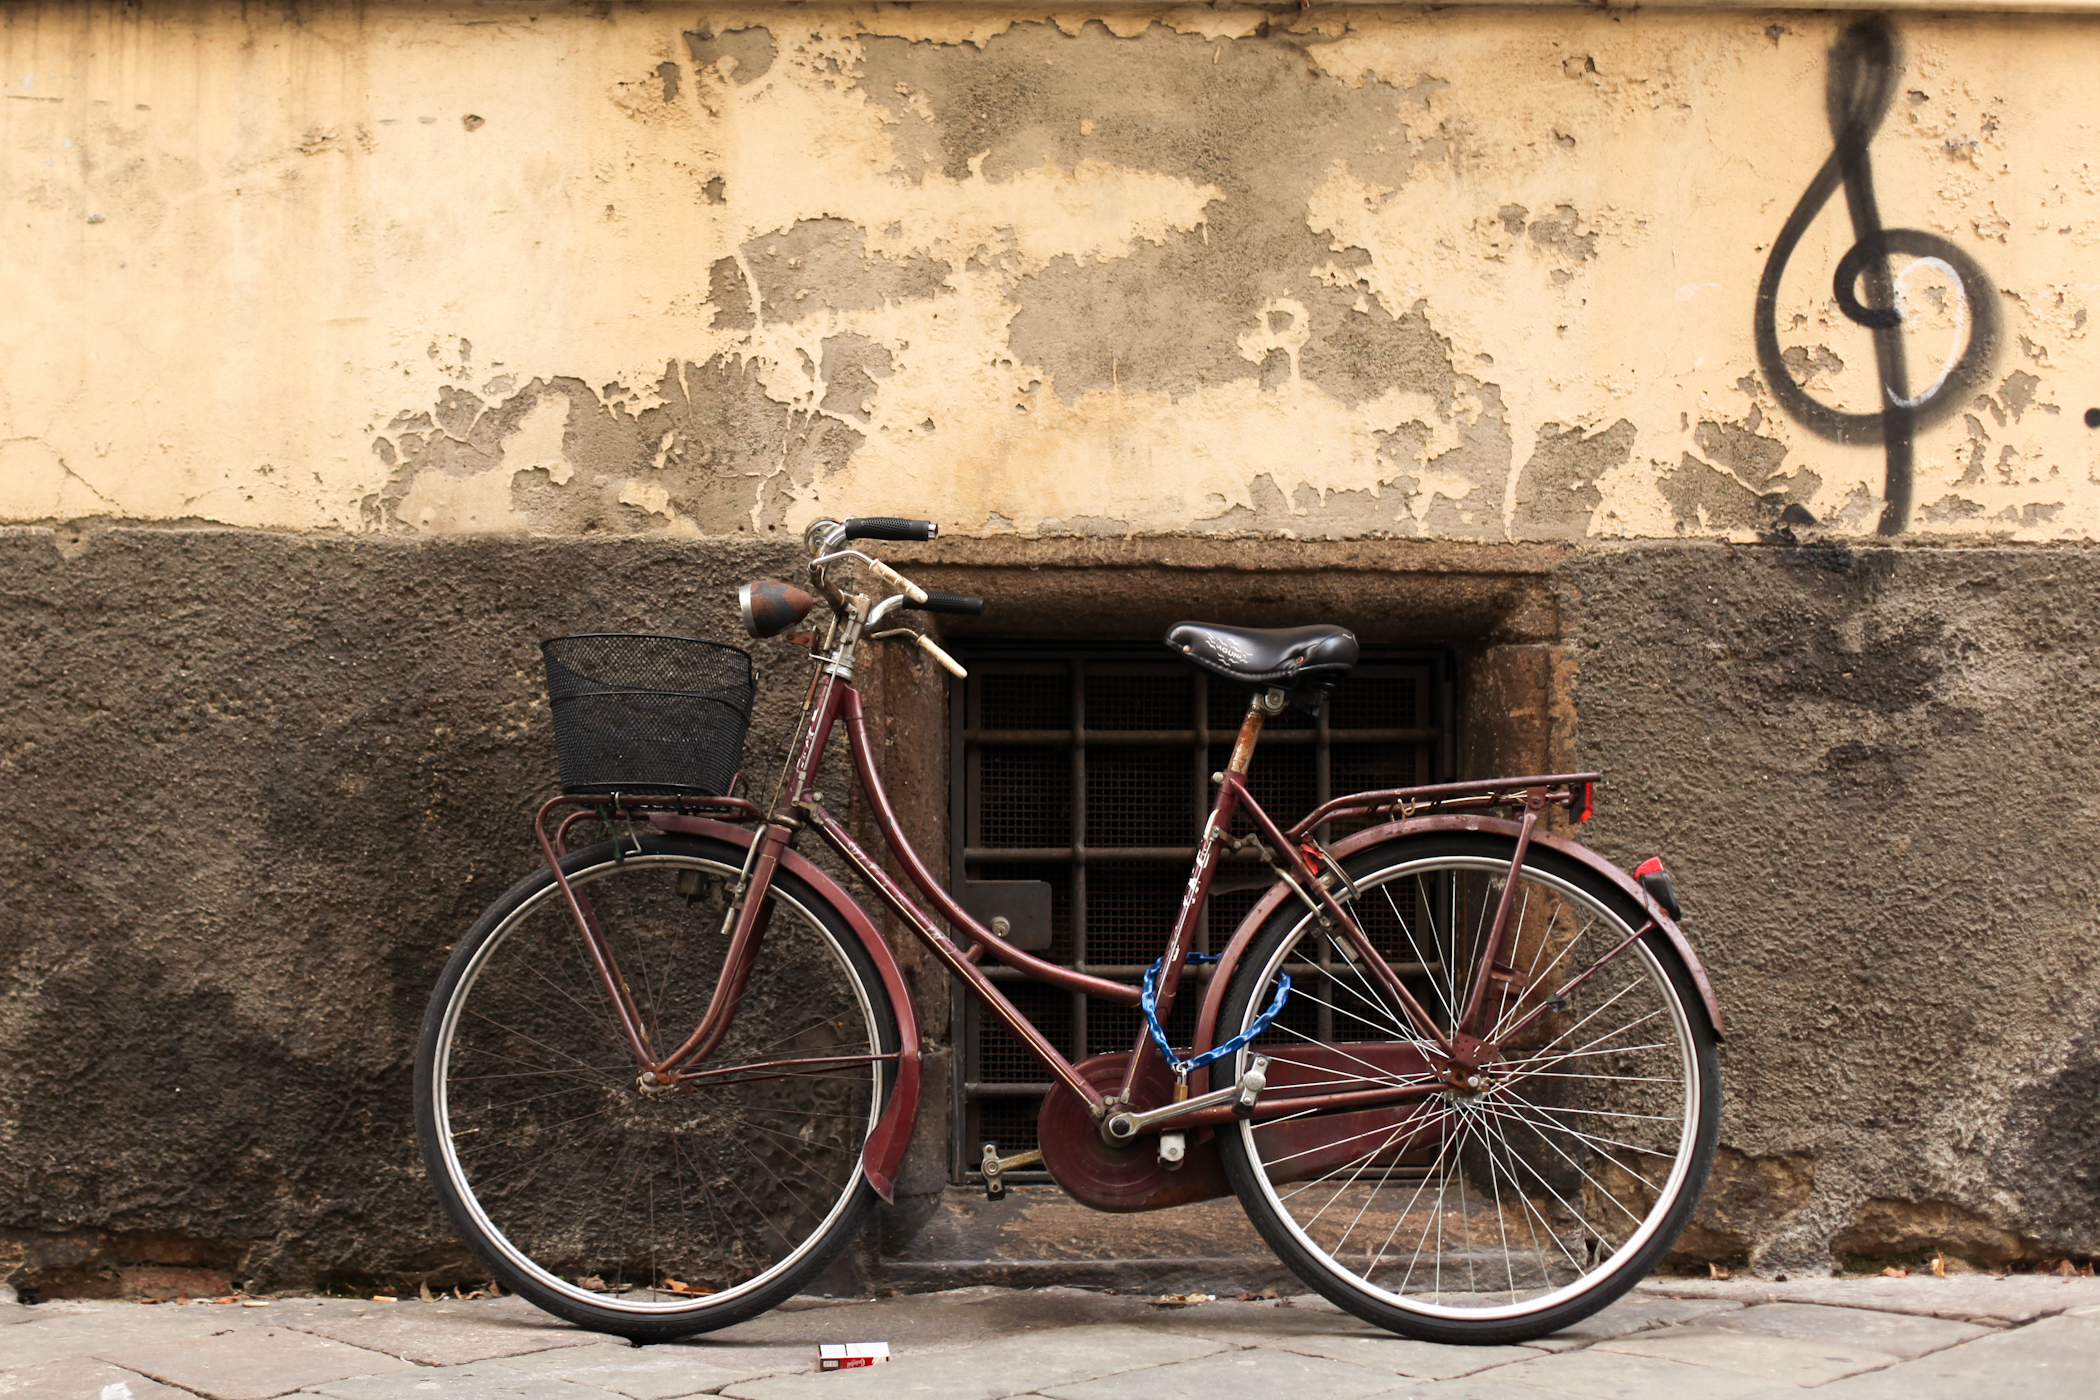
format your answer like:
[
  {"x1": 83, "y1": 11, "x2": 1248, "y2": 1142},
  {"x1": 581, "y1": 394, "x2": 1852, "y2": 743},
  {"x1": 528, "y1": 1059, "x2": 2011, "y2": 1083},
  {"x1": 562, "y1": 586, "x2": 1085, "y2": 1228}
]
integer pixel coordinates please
[{"x1": 541, "y1": 634, "x2": 756, "y2": 797}]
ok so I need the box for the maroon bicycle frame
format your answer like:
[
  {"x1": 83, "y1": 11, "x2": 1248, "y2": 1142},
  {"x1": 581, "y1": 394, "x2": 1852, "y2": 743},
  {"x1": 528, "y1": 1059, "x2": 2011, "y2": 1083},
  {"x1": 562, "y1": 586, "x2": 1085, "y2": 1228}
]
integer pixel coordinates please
[{"x1": 532, "y1": 661, "x2": 1670, "y2": 1145}]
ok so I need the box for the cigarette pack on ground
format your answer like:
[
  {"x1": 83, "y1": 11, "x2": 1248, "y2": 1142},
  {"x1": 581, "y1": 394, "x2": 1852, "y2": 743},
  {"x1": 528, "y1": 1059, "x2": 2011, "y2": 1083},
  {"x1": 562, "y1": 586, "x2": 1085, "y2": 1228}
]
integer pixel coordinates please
[{"x1": 818, "y1": 1342, "x2": 891, "y2": 1370}]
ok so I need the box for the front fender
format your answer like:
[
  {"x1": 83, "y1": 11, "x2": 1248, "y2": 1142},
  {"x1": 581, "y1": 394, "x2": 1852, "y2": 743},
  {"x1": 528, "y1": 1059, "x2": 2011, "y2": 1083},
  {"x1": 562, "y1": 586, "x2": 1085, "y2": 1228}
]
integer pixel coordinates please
[
  {"x1": 644, "y1": 814, "x2": 921, "y2": 1204},
  {"x1": 1192, "y1": 816, "x2": 1724, "y2": 1089}
]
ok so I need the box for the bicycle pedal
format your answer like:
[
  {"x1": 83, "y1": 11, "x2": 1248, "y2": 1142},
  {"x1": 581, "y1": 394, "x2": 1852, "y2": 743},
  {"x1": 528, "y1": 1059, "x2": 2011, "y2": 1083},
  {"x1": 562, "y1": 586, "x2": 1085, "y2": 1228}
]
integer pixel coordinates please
[{"x1": 980, "y1": 1141, "x2": 1007, "y2": 1200}]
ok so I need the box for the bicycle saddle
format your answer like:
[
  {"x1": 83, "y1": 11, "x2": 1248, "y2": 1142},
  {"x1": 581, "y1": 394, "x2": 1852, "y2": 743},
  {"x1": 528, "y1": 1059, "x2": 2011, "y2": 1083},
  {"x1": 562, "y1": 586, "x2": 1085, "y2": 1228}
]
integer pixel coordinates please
[{"x1": 1164, "y1": 621, "x2": 1360, "y2": 687}]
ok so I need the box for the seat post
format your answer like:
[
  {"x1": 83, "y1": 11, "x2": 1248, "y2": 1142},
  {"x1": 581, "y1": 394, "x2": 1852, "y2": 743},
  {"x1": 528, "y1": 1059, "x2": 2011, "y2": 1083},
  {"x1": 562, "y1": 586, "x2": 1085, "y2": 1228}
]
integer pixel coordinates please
[{"x1": 1228, "y1": 687, "x2": 1291, "y2": 775}]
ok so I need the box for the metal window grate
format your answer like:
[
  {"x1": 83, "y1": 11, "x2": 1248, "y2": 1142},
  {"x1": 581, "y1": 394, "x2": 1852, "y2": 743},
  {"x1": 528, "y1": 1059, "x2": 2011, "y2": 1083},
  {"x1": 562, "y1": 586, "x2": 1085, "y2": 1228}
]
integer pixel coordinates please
[{"x1": 947, "y1": 641, "x2": 1454, "y2": 1182}]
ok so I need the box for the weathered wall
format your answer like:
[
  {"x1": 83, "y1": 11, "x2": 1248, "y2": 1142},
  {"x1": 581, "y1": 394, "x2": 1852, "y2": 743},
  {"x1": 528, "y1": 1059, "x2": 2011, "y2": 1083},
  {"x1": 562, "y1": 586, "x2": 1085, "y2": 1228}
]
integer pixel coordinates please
[
  {"x1": 1, "y1": 2, "x2": 2096, "y2": 542},
  {"x1": 4, "y1": 1, "x2": 2100, "y2": 1294},
  {"x1": 1569, "y1": 543, "x2": 2100, "y2": 1272}
]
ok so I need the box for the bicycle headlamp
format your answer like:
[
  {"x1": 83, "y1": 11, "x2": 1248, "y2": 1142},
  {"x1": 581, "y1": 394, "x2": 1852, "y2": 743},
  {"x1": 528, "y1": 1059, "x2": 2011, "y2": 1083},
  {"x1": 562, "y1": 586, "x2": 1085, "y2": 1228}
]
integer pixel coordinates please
[{"x1": 739, "y1": 579, "x2": 819, "y2": 638}]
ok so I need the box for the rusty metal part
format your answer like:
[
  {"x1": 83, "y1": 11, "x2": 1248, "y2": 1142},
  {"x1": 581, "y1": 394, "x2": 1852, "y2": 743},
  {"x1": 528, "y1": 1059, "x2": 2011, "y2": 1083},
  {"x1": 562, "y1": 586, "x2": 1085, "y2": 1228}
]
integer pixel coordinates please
[
  {"x1": 1037, "y1": 1054, "x2": 1233, "y2": 1212},
  {"x1": 1226, "y1": 703, "x2": 1267, "y2": 775},
  {"x1": 740, "y1": 578, "x2": 821, "y2": 638}
]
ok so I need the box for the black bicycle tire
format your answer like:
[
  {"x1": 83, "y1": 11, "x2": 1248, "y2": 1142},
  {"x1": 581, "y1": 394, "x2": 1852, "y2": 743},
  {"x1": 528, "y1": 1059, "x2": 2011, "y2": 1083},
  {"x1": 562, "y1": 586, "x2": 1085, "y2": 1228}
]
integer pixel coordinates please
[
  {"x1": 1214, "y1": 831, "x2": 1720, "y2": 1344},
  {"x1": 413, "y1": 833, "x2": 899, "y2": 1342}
]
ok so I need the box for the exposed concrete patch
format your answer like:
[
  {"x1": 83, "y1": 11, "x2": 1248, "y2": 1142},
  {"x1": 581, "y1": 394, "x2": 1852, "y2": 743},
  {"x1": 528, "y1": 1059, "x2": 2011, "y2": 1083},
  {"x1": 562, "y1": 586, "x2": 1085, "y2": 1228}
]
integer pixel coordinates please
[
  {"x1": 375, "y1": 360, "x2": 865, "y2": 537},
  {"x1": 1510, "y1": 419, "x2": 1634, "y2": 540},
  {"x1": 1661, "y1": 455, "x2": 1768, "y2": 533},
  {"x1": 741, "y1": 219, "x2": 950, "y2": 326},
  {"x1": 819, "y1": 334, "x2": 896, "y2": 423},
  {"x1": 0, "y1": 1229, "x2": 240, "y2": 1301},
  {"x1": 708, "y1": 257, "x2": 755, "y2": 331},
  {"x1": 1833, "y1": 1200, "x2": 2039, "y2": 1270},
  {"x1": 1671, "y1": 1149, "x2": 1816, "y2": 1268},
  {"x1": 863, "y1": 20, "x2": 1423, "y2": 411},
  {"x1": 684, "y1": 24, "x2": 776, "y2": 86},
  {"x1": 1654, "y1": 410, "x2": 1821, "y2": 536}
]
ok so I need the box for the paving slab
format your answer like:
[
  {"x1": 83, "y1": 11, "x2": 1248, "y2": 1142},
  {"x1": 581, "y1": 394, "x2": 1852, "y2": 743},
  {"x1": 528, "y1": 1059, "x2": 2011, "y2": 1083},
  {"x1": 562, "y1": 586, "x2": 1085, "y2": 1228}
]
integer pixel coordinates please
[
  {"x1": 0, "y1": 1301, "x2": 273, "y2": 1368},
  {"x1": 1638, "y1": 1274, "x2": 2100, "y2": 1325},
  {"x1": 491, "y1": 1340, "x2": 756, "y2": 1399},
  {"x1": 1130, "y1": 1298, "x2": 1390, "y2": 1348},
  {"x1": 290, "y1": 1297, "x2": 600, "y2": 1366},
  {"x1": 1726, "y1": 1312, "x2": 2100, "y2": 1400},
  {"x1": 1516, "y1": 1293, "x2": 1745, "y2": 1352},
  {"x1": 1266, "y1": 1331, "x2": 1537, "y2": 1380},
  {"x1": 718, "y1": 1323, "x2": 1224, "y2": 1400},
  {"x1": 1486, "y1": 1347, "x2": 1796, "y2": 1399},
  {"x1": 1372, "y1": 1377, "x2": 1610, "y2": 1400},
  {"x1": 1595, "y1": 1327, "x2": 1900, "y2": 1386},
  {"x1": 0, "y1": 1355, "x2": 197, "y2": 1399},
  {"x1": 306, "y1": 1359, "x2": 623, "y2": 1400},
  {"x1": 638, "y1": 1286, "x2": 1190, "y2": 1385},
  {"x1": 1699, "y1": 1302, "x2": 1990, "y2": 1358},
  {"x1": 96, "y1": 1327, "x2": 414, "y2": 1400},
  {"x1": 1041, "y1": 1345, "x2": 1400, "y2": 1400}
]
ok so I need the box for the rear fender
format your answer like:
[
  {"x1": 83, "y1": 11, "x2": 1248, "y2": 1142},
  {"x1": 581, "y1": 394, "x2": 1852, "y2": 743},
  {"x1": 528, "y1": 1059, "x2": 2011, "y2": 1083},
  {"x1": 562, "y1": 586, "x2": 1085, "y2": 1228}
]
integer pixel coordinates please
[
  {"x1": 1192, "y1": 816, "x2": 1724, "y2": 1090},
  {"x1": 644, "y1": 814, "x2": 921, "y2": 1203}
]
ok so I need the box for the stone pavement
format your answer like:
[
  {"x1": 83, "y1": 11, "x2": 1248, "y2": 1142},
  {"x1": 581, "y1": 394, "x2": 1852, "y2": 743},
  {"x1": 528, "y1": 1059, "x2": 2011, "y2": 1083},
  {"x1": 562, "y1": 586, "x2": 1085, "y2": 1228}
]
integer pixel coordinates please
[{"x1": 4, "y1": 1274, "x2": 2099, "y2": 1400}]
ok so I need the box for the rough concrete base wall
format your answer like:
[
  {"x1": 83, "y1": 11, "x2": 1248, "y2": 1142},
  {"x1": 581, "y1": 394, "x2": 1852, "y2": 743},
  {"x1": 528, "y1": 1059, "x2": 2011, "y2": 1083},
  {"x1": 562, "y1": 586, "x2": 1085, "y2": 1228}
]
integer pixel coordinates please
[
  {"x1": 0, "y1": 530, "x2": 2093, "y2": 1296},
  {"x1": 0, "y1": 529, "x2": 814, "y2": 1297},
  {"x1": 1567, "y1": 542, "x2": 2100, "y2": 1273}
]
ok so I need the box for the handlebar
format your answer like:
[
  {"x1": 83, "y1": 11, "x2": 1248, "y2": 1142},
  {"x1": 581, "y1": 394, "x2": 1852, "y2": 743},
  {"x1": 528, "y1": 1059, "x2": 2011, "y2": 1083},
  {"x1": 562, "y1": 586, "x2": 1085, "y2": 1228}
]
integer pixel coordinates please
[
  {"x1": 843, "y1": 516, "x2": 937, "y2": 543},
  {"x1": 904, "y1": 590, "x2": 986, "y2": 617}
]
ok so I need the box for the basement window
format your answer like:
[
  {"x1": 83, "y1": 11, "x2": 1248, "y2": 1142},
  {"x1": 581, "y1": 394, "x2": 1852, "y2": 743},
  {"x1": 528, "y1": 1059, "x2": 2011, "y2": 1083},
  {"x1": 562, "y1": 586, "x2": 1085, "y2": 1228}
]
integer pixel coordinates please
[{"x1": 946, "y1": 641, "x2": 1455, "y2": 1182}]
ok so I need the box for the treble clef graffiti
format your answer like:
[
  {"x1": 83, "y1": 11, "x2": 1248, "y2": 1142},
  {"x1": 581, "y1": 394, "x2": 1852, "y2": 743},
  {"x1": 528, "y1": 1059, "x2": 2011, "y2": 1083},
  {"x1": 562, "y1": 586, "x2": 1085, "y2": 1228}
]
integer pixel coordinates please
[{"x1": 1753, "y1": 18, "x2": 1998, "y2": 537}]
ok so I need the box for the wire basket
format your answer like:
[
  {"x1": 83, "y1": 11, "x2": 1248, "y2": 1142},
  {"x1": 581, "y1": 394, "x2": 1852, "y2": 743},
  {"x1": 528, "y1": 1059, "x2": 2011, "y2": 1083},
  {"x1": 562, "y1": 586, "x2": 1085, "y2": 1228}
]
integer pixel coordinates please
[{"x1": 541, "y1": 634, "x2": 756, "y2": 797}]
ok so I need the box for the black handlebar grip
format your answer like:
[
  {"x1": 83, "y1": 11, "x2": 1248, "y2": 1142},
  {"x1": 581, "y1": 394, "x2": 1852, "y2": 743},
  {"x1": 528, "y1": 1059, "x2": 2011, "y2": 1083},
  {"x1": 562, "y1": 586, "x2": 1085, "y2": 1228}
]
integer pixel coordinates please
[
  {"x1": 904, "y1": 590, "x2": 987, "y2": 617},
  {"x1": 843, "y1": 516, "x2": 938, "y2": 542}
]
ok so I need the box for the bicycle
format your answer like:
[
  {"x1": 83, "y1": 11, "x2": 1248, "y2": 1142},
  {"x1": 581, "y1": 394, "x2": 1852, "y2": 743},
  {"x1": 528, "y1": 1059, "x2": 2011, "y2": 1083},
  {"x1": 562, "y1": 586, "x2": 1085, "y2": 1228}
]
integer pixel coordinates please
[{"x1": 413, "y1": 514, "x2": 1723, "y2": 1346}]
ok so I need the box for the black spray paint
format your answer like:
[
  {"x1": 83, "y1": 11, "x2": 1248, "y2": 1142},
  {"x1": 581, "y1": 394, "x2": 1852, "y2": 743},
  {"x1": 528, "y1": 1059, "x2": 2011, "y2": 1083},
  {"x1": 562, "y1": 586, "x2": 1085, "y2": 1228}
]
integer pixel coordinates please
[{"x1": 1754, "y1": 20, "x2": 1998, "y2": 536}]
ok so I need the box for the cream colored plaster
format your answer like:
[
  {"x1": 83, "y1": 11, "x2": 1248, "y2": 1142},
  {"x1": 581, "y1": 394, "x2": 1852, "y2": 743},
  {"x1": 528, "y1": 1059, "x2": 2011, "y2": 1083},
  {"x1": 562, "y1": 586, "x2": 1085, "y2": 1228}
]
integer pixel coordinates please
[{"x1": 2, "y1": 4, "x2": 2097, "y2": 541}]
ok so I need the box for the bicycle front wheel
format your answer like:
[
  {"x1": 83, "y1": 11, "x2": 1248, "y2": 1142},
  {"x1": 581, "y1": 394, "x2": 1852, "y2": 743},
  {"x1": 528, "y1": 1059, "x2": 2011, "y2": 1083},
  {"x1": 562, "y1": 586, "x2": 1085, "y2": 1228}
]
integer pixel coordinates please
[
  {"x1": 414, "y1": 833, "x2": 897, "y2": 1341},
  {"x1": 1215, "y1": 832, "x2": 1718, "y2": 1343}
]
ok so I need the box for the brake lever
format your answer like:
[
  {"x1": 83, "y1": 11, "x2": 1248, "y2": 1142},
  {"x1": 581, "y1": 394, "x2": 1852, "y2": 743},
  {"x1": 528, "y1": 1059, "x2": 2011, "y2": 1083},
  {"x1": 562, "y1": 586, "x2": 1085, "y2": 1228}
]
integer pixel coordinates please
[{"x1": 869, "y1": 628, "x2": 968, "y2": 679}]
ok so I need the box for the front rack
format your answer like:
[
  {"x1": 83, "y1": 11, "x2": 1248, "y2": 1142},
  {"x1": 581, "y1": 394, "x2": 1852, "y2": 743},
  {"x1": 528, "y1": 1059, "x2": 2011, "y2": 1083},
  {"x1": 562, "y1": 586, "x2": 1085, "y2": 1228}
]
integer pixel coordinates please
[{"x1": 534, "y1": 790, "x2": 766, "y2": 865}]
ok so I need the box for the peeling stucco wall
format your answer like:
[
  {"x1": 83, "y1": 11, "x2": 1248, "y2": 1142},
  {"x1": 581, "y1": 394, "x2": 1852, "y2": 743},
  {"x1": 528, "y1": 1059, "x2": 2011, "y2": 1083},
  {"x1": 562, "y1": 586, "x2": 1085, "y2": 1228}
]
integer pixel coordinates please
[{"x1": 3, "y1": 3, "x2": 2097, "y2": 542}]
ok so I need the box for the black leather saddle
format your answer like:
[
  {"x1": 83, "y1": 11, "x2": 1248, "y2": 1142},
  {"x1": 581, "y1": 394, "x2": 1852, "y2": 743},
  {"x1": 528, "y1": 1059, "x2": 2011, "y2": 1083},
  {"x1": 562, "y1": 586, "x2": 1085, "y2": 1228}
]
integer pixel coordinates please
[{"x1": 1164, "y1": 621, "x2": 1360, "y2": 689}]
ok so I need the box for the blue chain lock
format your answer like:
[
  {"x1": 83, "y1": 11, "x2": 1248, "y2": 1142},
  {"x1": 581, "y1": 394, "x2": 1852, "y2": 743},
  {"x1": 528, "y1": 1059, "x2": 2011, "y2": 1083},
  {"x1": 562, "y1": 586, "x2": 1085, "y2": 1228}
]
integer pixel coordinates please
[{"x1": 1139, "y1": 951, "x2": 1291, "y2": 1080}]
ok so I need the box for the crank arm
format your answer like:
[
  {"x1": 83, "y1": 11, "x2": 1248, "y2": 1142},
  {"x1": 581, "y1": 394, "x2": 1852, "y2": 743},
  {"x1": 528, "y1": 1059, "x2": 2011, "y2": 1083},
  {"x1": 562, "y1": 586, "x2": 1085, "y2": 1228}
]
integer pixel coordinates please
[{"x1": 1100, "y1": 1057, "x2": 1268, "y2": 1145}]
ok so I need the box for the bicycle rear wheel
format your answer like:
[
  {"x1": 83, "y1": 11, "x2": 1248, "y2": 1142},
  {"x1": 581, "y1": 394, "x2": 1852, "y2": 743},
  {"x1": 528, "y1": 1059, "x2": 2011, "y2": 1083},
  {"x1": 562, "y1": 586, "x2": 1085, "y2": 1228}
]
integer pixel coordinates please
[
  {"x1": 414, "y1": 833, "x2": 897, "y2": 1341},
  {"x1": 1215, "y1": 832, "x2": 1718, "y2": 1343}
]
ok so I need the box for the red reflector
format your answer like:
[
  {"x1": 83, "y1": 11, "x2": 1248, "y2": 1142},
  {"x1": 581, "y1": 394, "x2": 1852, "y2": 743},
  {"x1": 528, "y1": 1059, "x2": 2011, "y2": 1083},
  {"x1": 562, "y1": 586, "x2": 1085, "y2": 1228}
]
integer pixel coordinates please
[
  {"x1": 1633, "y1": 856, "x2": 1666, "y2": 878},
  {"x1": 1577, "y1": 783, "x2": 1594, "y2": 823}
]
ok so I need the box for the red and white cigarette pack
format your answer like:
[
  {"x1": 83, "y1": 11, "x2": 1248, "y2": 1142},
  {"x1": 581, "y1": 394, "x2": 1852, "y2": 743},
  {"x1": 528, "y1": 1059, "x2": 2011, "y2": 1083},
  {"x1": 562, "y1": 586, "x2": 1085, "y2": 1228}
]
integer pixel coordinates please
[{"x1": 818, "y1": 1342, "x2": 890, "y2": 1370}]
